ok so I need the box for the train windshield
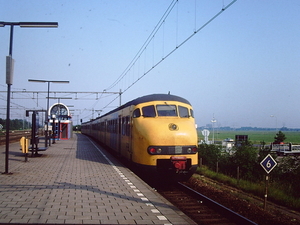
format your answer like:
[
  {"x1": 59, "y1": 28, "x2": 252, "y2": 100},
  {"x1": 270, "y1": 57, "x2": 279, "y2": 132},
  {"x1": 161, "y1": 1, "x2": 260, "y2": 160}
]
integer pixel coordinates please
[
  {"x1": 142, "y1": 105, "x2": 156, "y2": 117},
  {"x1": 190, "y1": 109, "x2": 194, "y2": 118},
  {"x1": 157, "y1": 105, "x2": 177, "y2": 117},
  {"x1": 141, "y1": 104, "x2": 192, "y2": 118},
  {"x1": 178, "y1": 106, "x2": 189, "y2": 118}
]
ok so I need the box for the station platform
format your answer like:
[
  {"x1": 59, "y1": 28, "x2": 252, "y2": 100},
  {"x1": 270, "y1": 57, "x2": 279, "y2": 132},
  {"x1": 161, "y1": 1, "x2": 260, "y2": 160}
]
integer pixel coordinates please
[{"x1": 0, "y1": 133, "x2": 195, "y2": 224}]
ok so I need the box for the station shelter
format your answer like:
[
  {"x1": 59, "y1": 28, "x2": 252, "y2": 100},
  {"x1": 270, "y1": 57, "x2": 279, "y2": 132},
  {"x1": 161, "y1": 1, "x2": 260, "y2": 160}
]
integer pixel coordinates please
[{"x1": 48, "y1": 103, "x2": 72, "y2": 140}]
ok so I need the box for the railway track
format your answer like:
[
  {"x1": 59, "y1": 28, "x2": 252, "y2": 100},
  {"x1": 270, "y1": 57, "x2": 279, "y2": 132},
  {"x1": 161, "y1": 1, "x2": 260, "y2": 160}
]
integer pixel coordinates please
[
  {"x1": 157, "y1": 181, "x2": 257, "y2": 225},
  {"x1": 0, "y1": 130, "x2": 32, "y2": 145}
]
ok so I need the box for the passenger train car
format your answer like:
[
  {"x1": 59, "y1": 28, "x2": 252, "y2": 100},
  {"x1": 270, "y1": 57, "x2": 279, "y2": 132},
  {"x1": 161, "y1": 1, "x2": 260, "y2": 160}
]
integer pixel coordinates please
[{"x1": 81, "y1": 94, "x2": 198, "y2": 180}]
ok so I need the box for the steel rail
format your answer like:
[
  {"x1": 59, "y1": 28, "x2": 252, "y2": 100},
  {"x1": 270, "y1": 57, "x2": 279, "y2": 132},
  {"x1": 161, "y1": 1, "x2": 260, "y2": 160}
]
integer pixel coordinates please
[{"x1": 177, "y1": 182, "x2": 257, "y2": 225}]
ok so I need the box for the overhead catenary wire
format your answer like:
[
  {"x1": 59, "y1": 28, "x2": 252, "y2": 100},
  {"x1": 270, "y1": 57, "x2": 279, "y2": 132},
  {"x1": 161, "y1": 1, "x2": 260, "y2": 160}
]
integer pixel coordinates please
[
  {"x1": 105, "y1": 0, "x2": 178, "y2": 91},
  {"x1": 100, "y1": 0, "x2": 237, "y2": 113},
  {"x1": 122, "y1": 0, "x2": 237, "y2": 95},
  {"x1": 0, "y1": 1, "x2": 237, "y2": 122},
  {"x1": 101, "y1": 0, "x2": 179, "y2": 113}
]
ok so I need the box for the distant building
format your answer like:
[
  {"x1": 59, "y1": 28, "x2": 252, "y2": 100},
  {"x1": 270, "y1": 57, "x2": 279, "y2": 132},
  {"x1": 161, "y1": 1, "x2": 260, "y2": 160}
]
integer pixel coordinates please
[
  {"x1": 235, "y1": 135, "x2": 248, "y2": 146},
  {"x1": 222, "y1": 138, "x2": 235, "y2": 154}
]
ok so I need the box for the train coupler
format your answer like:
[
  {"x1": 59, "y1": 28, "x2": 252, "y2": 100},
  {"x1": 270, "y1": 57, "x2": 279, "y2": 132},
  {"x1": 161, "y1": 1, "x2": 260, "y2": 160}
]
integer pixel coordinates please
[{"x1": 170, "y1": 156, "x2": 187, "y2": 173}]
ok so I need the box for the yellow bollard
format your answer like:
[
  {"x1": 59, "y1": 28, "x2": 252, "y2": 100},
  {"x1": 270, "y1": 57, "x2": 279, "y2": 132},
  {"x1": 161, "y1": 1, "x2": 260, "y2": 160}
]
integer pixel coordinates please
[
  {"x1": 20, "y1": 137, "x2": 29, "y2": 154},
  {"x1": 20, "y1": 137, "x2": 25, "y2": 153},
  {"x1": 25, "y1": 138, "x2": 29, "y2": 154}
]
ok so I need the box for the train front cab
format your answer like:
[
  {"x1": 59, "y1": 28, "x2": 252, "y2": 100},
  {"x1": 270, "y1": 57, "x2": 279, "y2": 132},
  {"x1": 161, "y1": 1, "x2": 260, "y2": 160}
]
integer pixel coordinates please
[{"x1": 130, "y1": 100, "x2": 198, "y2": 180}]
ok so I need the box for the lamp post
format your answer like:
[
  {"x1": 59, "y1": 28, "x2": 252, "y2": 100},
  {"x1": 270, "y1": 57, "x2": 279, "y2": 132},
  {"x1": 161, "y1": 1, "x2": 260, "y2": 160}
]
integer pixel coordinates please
[
  {"x1": 211, "y1": 116, "x2": 217, "y2": 144},
  {"x1": 1, "y1": 21, "x2": 58, "y2": 174},
  {"x1": 28, "y1": 80, "x2": 69, "y2": 147}
]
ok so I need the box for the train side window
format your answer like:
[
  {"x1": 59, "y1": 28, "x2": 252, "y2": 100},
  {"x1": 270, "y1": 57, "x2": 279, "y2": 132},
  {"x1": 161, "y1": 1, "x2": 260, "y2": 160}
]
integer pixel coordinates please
[
  {"x1": 132, "y1": 108, "x2": 141, "y2": 118},
  {"x1": 178, "y1": 106, "x2": 189, "y2": 118},
  {"x1": 125, "y1": 116, "x2": 130, "y2": 136},
  {"x1": 157, "y1": 105, "x2": 177, "y2": 117},
  {"x1": 190, "y1": 109, "x2": 194, "y2": 118},
  {"x1": 122, "y1": 117, "x2": 126, "y2": 135},
  {"x1": 142, "y1": 105, "x2": 156, "y2": 117},
  {"x1": 108, "y1": 120, "x2": 111, "y2": 133},
  {"x1": 113, "y1": 119, "x2": 117, "y2": 133}
]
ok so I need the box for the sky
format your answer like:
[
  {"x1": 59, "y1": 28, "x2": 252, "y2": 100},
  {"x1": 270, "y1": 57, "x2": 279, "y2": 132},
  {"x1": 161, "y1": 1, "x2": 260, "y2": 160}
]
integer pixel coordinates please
[{"x1": 0, "y1": 0, "x2": 299, "y2": 128}]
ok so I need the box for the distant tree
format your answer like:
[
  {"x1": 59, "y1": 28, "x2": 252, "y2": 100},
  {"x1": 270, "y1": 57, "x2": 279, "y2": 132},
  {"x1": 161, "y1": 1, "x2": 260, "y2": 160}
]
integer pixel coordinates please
[
  {"x1": 274, "y1": 155, "x2": 300, "y2": 197},
  {"x1": 198, "y1": 144, "x2": 222, "y2": 170},
  {"x1": 273, "y1": 131, "x2": 286, "y2": 144},
  {"x1": 231, "y1": 142, "x2": 259, "y2": 181},
  {"x1": 0, "y1": 118, "x2": 30, "y2": 130},
  {"x1": 10, "y1": 119, "x2": 23, "y2": 130}
]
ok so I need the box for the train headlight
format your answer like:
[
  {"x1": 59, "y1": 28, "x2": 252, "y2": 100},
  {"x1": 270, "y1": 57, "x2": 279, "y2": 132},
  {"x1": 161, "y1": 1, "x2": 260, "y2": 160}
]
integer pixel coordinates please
[
  {"x1": 168, "y1": 123, "x2": 178, "y2": 131},
  {"x1": 184, "y1": 146, "x2": 198, "y2": 154},
  {"x1": 148, "y1": 146, "x2": 163, "y2": 154},
  {"x1": 187, "y1": 148, "x2": 192, "y2": 153}
]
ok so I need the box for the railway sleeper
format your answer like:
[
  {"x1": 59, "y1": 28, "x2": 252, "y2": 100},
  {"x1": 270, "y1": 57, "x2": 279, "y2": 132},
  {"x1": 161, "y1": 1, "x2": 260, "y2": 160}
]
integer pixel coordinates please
[{"x1": 177, "y1": 182, "x2": 257, "y2": 225}]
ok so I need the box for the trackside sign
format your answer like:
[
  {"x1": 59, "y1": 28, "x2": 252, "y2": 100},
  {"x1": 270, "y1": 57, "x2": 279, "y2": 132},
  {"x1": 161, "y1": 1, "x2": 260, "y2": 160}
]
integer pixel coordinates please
[{"x1": 260, "y1": 154, "x2": 277, "y2": 174}]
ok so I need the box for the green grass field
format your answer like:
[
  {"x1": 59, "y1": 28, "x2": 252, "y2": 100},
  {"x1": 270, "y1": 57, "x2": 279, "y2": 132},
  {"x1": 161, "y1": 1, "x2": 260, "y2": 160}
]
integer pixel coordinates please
[{"x1": 198, "y1": 130, "x2": 300, "y2": 145}]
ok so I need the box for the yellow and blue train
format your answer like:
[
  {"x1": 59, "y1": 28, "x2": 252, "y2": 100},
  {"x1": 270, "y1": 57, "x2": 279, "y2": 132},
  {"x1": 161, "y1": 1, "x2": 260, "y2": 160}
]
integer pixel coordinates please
[{"x1": 81, "y1": 94, "x2": 198, "y2": 180}]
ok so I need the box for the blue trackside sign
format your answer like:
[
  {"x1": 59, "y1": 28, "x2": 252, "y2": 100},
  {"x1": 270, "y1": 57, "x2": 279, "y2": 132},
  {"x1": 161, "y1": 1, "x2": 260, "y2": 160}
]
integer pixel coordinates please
[{"x1": 260, "y1": 154, "x2": 277, "y2": 174}]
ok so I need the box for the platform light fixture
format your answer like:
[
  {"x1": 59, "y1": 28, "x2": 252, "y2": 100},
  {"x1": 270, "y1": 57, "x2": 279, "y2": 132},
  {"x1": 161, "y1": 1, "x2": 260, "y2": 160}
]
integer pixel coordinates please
[{"x1": 1, "y1": 21, "x2": 58, "y2": 174}]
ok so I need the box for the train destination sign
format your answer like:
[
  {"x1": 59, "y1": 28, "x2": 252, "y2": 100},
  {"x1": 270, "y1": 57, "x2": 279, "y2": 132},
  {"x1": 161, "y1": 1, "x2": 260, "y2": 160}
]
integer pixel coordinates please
[{"x1": 260, "y1": 154, "x2": 277, "y2": 174}]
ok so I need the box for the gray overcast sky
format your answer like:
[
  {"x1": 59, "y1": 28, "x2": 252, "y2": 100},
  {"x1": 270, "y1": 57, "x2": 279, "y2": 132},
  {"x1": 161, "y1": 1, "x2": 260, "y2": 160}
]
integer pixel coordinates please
[{"x1": 0, "y1": 0, "x2": 299, "y2": 128}]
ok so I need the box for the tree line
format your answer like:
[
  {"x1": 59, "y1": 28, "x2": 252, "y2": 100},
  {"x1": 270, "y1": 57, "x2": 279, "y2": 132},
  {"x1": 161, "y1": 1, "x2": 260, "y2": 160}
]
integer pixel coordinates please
[{"x1": 0, "y1": 118, "x2": 31, "y2": 131}]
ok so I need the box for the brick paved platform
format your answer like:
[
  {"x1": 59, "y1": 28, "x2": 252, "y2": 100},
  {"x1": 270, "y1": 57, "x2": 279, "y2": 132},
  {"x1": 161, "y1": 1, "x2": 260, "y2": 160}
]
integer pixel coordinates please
[{"x1": 0, "y1": 133, "x2": 195, "y2": 224}]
